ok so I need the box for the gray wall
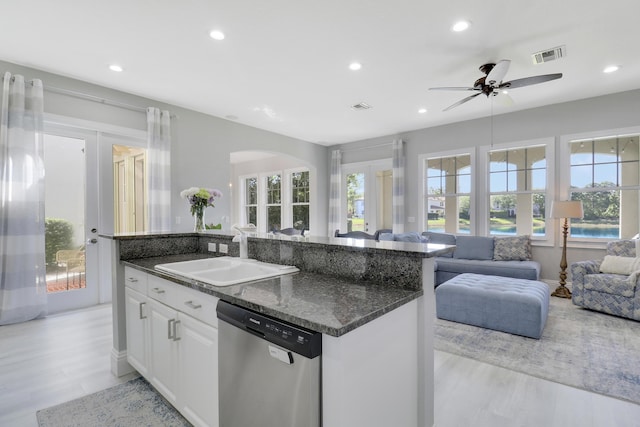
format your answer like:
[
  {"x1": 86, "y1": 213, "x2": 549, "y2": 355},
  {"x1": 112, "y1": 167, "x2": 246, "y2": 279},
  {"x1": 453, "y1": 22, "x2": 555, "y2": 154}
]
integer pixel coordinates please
[
  {"x1": 331, "y1": 90, "x2": 640, "y2": 280},
  {"x1": 0, "y1": 60, "x2": 329, "y2": 234}
]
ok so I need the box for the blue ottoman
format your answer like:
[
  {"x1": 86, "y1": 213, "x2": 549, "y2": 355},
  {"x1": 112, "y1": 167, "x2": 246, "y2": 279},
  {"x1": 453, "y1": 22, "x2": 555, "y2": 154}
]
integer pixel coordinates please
[{"x1": 436, "y1": 273, "x2": 550, "y2": 339}]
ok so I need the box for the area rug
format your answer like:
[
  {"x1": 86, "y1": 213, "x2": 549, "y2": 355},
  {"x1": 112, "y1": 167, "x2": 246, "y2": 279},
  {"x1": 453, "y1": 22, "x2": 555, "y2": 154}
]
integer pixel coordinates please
[
  {"x1": 435, "y1": 296, "x2": 640, "y2": 405},
  {"x1": 37, "y1": 377, "x2": 191, "y2": 427}
]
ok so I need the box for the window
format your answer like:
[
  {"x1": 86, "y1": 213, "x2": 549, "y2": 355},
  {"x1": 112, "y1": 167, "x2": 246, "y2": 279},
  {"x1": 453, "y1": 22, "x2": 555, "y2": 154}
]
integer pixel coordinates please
[
  {"x1": 568, "y1": 135, "x2": 640, "y2": 239},
  {"x1": 240, "y1": 168, "x2": 311, "y2": 233},
  {"x1": 424, "y1": 153, "x2": 472, "y2": 234},
  {"x1": 291, "y1": 170, "x2": 310, "y2": 231},
  {"x1": 266, "y1": 174, "x2": 282, "y2": 232},
  {"x1": 488, "y1": 145, "x2": 547, "y2": 236},
  {"x1": 244, "y1": 177, "x2": 258, "y2": 227}
]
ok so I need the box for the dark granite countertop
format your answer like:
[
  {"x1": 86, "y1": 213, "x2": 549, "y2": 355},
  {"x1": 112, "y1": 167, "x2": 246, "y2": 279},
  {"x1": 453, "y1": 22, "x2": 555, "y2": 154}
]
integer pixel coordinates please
[{"x1": 122, "y1": 253, "x2": 422, "y2": 337}]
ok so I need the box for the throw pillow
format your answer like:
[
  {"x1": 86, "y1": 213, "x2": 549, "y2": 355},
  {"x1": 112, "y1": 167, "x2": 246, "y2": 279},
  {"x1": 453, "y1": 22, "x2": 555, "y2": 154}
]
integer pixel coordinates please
[
  {"x1": 599, "y1": 255, "x2": 640, "y2": 275},
  {"x1": 453, "y1": 235, "x2": 494, "y2": 260},
  {"x1": 493, "y1": 235, "x2": 532, "y2": 261}
]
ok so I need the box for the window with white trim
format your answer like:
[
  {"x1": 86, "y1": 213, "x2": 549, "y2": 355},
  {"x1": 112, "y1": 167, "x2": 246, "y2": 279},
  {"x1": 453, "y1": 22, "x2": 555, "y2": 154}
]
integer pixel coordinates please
[
  {"x1": 240, "y1": 168, "x2": 311, "y2": 233},
  {"x1": 423, "y1": 152, "x2": 472, "y2": 234},
  {"x1": 487, "y1": 144, "x2": 548, "y2": 237},
  {"x1": 567, "y1": 134, "x2": 640, "y2": 239}
]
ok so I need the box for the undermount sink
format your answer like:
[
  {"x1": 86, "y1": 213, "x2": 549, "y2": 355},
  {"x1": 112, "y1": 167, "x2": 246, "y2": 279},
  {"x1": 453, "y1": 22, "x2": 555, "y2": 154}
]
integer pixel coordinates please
[{"x1": 155, "y1": 256, "x2": 299, "y2": 287}]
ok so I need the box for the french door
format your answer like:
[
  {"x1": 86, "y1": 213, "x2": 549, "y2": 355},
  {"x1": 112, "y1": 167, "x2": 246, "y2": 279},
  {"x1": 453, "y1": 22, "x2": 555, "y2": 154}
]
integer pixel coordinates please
[
  {"x1": 43, "y1": 126, "x2": 100, "y2": 313},
  {"x1": 341, "y1": 160, "x2": 393, "y2": 234}
]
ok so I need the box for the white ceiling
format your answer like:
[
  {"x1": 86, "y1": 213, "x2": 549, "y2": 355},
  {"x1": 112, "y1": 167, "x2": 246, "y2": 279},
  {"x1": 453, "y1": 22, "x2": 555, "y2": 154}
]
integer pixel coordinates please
[{"x1": 2, "y1": 0, "x2": 639, "y2": 145}]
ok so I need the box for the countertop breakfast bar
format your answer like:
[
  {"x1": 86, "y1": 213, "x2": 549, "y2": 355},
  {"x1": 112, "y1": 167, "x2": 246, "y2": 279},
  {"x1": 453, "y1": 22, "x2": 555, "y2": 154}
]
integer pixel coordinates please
[{"x1": 104, "y1": 231, "x2": 453, "y2": 427}]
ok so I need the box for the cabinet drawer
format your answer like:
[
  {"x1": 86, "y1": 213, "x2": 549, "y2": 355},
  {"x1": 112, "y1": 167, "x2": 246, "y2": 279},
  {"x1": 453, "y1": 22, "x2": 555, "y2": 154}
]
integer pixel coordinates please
[
  {"x1": 173, "y1": 285, "x2": 219, "y2": 328},
  {"x1": 147, "y1": 274, "x2": 179, "y2": 306},
  {"x1": 124, "y1": 266, "x2": 148, "y2": 294}
]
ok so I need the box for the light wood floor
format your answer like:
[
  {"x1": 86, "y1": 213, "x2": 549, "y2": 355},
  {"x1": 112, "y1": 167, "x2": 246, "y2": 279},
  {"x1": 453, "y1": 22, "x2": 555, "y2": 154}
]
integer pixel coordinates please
[{"x1": 1, "y1": 304, "x2": 639, "y2": 427}]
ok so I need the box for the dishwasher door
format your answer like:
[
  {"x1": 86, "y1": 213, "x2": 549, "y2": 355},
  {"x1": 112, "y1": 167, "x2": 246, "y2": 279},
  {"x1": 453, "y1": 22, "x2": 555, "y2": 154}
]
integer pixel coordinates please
[{"x1": 217, "y1": 301, "x2": 322, "y2": 427}]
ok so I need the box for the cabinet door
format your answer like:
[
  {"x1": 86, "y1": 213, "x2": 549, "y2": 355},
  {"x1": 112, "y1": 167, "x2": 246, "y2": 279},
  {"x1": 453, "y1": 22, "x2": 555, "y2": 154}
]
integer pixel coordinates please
[
  {"x1": 124, "y1": 287, "x2": 149, "y2": 377},
  {"x1": 178, "y1": 314, "x2": 219, "y2": 427},
  {"x1": 148, "y1": 298, "x2": 179, "y2": 405}
]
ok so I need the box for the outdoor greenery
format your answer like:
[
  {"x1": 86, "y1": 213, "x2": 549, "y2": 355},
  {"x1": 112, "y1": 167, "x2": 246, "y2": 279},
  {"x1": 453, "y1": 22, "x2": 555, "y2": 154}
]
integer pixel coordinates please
[
  {"x1": 45, "y1": 218, "x2": 74, "y2": 266},
  {"x1": 571, "y1": 183, "x2": 619, "y2": 221}
]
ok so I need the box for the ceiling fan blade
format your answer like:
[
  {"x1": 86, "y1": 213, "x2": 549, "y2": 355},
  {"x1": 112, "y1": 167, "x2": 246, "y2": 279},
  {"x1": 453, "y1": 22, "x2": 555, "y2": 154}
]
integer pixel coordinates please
[
  {"x1": 429, "y1": 87, "x2": 479, "y2": 92},
  {"x1": 486, "y1": 59, "x2": 511, "y2": 86},
  {"x1": 443, "y1": 92, "x2": 482, "y2": 111},
  {"x1": 500, "y1": 73, "x2": 563, "y2": 89}
]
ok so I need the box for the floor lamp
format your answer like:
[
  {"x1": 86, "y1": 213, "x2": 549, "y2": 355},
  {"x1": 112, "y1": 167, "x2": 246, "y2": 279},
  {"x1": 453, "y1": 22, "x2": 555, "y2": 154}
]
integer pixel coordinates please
[{"x1": 550, "y1": 200, "x2": 584, "y2": 298}]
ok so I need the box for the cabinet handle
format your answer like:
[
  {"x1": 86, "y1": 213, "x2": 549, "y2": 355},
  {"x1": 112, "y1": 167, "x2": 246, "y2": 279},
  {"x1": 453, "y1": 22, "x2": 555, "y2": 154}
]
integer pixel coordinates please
[
  {"x1": 127, "y1": 277, "x2": 138, "y2": 283},
  {"x1": 173, "y1": 320, "x2": 181, "y2": 341},
  {"x1": 139, "y1": 302, "x2": 146, "y2": 319},
  {"x1": 168, "y1": 318, "x2": 175, "y2": 340},
  {"x1": 184, "y1": 300, "x2": 202, "y2": 309},
  {"x1": 151, "y1": 287, "x2": 166, "y2": 294}
]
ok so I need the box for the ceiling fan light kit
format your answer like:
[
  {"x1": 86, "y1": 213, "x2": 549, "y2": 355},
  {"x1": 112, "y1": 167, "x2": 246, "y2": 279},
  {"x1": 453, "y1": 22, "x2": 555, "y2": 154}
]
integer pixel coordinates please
[{"x1": 429, "y1": 59, "x2": 563, "y2": 111}]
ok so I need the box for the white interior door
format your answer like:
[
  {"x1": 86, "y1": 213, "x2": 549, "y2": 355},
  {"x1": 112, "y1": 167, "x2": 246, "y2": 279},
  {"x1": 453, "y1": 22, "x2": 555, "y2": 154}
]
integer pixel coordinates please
[
  {"x1": 341, "y1": 160, "x2": 393, "y2": 234},
  {"x1": 43, "y1": 126, "x2": 99, "y2": 313}
]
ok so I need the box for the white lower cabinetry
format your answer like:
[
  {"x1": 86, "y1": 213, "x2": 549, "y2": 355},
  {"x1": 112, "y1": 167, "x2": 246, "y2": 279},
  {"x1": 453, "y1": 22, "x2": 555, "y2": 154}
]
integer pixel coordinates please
[{"x1": 124, "y1": 267, "x2": 219, "y2": 427}]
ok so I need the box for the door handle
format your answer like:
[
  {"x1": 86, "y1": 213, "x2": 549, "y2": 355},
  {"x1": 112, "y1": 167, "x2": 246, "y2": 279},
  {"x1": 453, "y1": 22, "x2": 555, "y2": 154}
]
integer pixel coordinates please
[
  {"x1": 151, "y1": 287, "x2": 165, "y2": 294},
  {"x1": 87, "y1": 238, "x2": 98, "y2": 244},
  {"x1": 168, "y1": 318, "x2": 175, "y2": 340},
  {"x1": 139, "y1": 302, "x2": 146, "y2": 319},
  {"x1": 173, "y1": 320, "x2": 181, "y2": 341}
]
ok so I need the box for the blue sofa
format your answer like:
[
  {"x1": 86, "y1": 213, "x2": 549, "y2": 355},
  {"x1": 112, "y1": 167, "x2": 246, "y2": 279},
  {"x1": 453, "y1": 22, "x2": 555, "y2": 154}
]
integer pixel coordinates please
[{"x1": 423, "y1": 232, "x2": 541, "y2": 286}]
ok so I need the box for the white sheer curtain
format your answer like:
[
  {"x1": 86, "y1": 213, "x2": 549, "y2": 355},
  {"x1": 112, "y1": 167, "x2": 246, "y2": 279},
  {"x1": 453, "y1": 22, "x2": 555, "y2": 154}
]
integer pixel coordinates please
[
  {"x1": 146, "y1": 107, "x2": 172, "y2": 232},
  {"x1": 328, "y1": 149, "x2": 342, "y2": 236},
  {"x1": 0, "y1": 72, "x2": 47, "y2": 325},
  {"x1": 392, "y1": 139, "x2": 405, "y2": 233}
]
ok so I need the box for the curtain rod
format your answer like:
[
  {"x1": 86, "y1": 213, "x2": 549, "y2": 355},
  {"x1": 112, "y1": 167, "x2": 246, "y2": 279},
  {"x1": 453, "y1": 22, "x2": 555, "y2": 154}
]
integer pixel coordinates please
[
  {"x1": 339, "y1": 141, "x2": 393, "y2": 153},
  {"x1": 3, "y1": 75, "x2": 169, "y2": 116}
]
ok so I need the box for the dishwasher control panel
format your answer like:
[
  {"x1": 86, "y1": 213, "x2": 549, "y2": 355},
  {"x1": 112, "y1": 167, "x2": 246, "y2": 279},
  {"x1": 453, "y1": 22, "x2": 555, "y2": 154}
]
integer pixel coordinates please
[{"x1": 217, "y1": 300, "x2": 322, "y2": 359}]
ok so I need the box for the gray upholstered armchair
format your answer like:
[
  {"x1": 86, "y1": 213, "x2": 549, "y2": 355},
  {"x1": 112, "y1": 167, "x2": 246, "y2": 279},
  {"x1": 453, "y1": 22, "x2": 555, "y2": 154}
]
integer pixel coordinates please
[{"x1": 570, "y1": 240, "x2": 640, "y2": 321}]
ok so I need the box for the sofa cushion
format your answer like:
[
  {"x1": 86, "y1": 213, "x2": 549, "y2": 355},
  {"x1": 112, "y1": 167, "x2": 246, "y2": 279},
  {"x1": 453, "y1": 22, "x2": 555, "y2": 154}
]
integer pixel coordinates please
[
  {"x1": 435, "y1": 258, "x2": 540, "y2": 281},
  {"x1": 453, "y1": 235, "x2": 494, "y2": 260},
  {"x1": 422, "y1": 231, "x2": 456, "y2": 258},
  {"x1": 378, "y1": 233, "x2": 394, "y2": 241},
  {"x1": 584, "y1": 273, "x2": 635, "y2": 298},
  {"x1": 493, "y1": 235, "x2": 532, "y2": 261}
]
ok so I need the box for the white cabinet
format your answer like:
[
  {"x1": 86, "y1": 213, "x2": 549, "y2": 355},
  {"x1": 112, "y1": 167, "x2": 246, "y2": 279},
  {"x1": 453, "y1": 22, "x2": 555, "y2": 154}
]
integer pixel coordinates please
[
  {"x1": 124, "y1": 286, "x2": 149, "y2": 377},
  {"x1": 124, "y1": 267, "x2": 219, "y2": 427}
]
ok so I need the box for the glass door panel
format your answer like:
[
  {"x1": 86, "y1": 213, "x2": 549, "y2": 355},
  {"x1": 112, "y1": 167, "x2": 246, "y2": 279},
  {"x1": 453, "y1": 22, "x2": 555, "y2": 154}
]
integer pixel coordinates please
[
  {"x1": 43, "y1": 131, "x2": 99, "y2": 313},
  {"x1": 342, "y1": 162, "x2": 393, "y2": 234}
]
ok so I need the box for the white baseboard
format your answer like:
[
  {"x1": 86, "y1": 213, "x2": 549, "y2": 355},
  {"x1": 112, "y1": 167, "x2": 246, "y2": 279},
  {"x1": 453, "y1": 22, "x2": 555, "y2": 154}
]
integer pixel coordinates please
[{"x1": 111, "y1": 348, "x2": 136, "y2": 377}]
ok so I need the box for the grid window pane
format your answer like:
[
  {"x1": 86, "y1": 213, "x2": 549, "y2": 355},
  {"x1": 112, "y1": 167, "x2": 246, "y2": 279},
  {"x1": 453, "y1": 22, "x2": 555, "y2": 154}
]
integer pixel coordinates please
[
  {"x1": 267, "y1": 206, "x2": 281, "y2": 232},
  {"x1": 246, "y1": 206, "x2": 257, "y2": 227},
  {"x1": 425, "y1": 153, "x2": 471, "y2": 233},
  {"x1": 246, "y1": 177, "x2": 257, "y2": 204},
  {"x1": 267, "y1": 174, "x2": 281, "y2": 204},
  {"x1": 292, "y1": 171, "x2": 309, "y2": 203},
  {"x1": 293, "y1": 205, "x2": 309, "y2": 231}
]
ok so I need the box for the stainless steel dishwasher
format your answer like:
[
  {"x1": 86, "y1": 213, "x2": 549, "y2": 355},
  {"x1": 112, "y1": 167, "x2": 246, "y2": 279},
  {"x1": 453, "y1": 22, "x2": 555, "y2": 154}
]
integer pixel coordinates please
[{"x1": 216, "y1": 300, "x2": 322, "y2": 427}]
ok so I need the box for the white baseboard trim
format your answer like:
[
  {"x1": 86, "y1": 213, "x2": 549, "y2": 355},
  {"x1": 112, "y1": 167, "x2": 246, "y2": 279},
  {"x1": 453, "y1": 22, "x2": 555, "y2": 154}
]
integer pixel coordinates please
[{"x1": 111, "y1": 348, "x2": 136, "y2": 377}]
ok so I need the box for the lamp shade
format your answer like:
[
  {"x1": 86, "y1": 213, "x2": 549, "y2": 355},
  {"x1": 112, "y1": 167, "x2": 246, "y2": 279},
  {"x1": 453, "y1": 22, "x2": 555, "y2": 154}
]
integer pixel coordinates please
[{"x1": 551, "y1": 200, "x2": 584, "y2": 219}]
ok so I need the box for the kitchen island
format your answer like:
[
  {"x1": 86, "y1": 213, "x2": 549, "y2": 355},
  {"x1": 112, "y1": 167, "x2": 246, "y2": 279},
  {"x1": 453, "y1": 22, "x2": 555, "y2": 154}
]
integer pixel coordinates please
[{"x1": 104, "y1": 231, "x2": 453, "y2": 427}]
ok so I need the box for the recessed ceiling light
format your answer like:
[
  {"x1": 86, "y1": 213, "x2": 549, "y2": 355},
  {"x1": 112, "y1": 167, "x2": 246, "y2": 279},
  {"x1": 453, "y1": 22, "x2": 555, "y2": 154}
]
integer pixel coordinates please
[
  {"x1": 452, "y1": 20, "x2": 470, "y2": 32},
  {"x1": 418, "y1": 108, "x2": 427, "y2": 114},
  {"x1": 109, "y1": 64, "x2": 123, "y2": 72},
  {"x1": 603, "y1": 65, "x2": 619, "y2": 73},
  {"x1": 349, "y1": 62, "x2": 362, "y2": 71},
  {"x1": 209, "y1": 30, "x2": 225, "y2": 40}
]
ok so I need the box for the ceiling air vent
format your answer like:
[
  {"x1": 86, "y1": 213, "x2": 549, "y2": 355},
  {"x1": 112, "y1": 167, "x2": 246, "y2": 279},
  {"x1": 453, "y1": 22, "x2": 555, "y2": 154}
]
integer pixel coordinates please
[
  {"x1": 351, "y1": 102, "x2": 372, "y2": 110},
  {"x1": 532, "y1": 45, "x2": 566, "y2": 65}
]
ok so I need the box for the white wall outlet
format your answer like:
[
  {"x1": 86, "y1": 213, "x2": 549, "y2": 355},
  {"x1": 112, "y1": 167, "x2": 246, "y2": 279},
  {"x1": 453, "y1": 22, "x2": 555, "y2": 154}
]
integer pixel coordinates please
[
  {"x1": 219, "y1": 243, "x2": 228, "y2": 254},
  {"x1": 407, "y1": 216, "x2": 416, "y2": 223},
  {"x1": 208, "y1": 242, "x2": 217, "y2": 252}
]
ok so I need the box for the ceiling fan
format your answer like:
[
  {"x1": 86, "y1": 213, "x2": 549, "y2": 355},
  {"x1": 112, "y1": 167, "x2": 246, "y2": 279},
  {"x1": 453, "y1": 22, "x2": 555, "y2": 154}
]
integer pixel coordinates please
[{"x1": 429, "y1": 60, "x2": 562, "y2": 111}]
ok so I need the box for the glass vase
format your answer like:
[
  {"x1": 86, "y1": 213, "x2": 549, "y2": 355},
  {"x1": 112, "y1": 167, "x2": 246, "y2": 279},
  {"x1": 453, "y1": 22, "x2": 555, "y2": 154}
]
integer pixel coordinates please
[{"x1": 194, "y1": 210, "x2": 205, "y2": 232}]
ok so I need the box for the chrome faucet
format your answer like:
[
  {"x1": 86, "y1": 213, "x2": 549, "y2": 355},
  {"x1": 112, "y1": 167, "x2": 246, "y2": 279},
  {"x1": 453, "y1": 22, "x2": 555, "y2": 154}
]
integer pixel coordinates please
[{"x1": 232, "y1": 224, "x2": 256, "y2": 259}]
